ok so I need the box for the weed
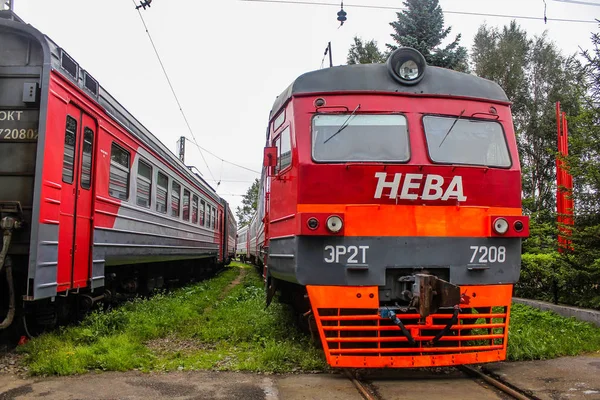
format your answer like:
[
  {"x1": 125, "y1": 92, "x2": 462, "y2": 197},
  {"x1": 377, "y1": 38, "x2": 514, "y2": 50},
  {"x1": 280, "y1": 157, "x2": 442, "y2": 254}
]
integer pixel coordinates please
[{"x1": 507, "y1": 303, "x2": 600, "y2": 360}]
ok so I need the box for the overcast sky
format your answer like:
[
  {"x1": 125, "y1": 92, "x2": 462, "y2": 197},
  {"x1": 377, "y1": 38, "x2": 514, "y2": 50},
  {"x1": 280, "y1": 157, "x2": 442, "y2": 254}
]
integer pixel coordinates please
[{"x1": 10, "y1": 0, "x2": 600, "y2": 218}]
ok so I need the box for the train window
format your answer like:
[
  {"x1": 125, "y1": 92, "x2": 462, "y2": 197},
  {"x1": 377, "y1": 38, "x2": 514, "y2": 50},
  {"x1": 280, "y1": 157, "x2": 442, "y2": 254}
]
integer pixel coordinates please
[
  {"x1": 183, "y1": 189, "x2": 191, "y2": 221},
  {"x1": 62, "y1": 116, "x2": 77, "y2": 184},
  {"x1": 212, "y1": 207, "x2": 216, "y2": 229},
  {"x1": 423, "y1": 116, "x2": 511, "y2": 168},
  {"x1": 273, "y1": 110, "x2": 285, "y2": 131},
  {"x1": 273, "y1": 127, "x2": 292, "y2": 174},
  {"x1": 136, "y1": 159, "x2": 152, "y2": 208},
  {"x1": 171, "y1": 181, "x2": 181, "y2": 217},
  {"x1": 192, "y1": 195, "x2": 199, "y2": 224},
  {"x1": 109, "y1": 143, "x2": 130, "y2": 200},
  {"x1": 200, "y1": 199, "x2": 206, "y2": 226},
  {"x1": 80, "y1": 128, "x2": 94, "y2": 190},
  {"x1": 156, "y1": 171, "x2": 168, "y2": 213},
  {"x1": 313, "y1": 114, "x2": 409, "y2": 162}
]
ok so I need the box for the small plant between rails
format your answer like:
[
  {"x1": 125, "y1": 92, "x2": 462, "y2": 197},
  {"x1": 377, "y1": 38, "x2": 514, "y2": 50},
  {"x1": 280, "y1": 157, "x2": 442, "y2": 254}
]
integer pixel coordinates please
[{"x1": 10, "y1": 264, "x2": 600, "y2": 376}]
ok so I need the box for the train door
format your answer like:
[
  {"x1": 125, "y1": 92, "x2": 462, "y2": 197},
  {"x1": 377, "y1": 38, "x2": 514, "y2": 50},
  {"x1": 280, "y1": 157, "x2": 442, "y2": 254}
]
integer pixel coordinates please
[{"x1": 57, "y1": 104, "x2": 96, "y2": 291}]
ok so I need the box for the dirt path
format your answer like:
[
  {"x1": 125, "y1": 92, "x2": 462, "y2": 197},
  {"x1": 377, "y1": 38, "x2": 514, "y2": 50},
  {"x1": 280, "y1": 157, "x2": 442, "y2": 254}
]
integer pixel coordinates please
[{"x1": 146, "y1": 266, "x2": 250, "y2": 355}]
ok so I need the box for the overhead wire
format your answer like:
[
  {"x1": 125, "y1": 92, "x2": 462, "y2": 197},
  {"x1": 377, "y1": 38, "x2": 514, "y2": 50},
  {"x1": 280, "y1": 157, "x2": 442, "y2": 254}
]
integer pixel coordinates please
[
  {"x1": 132, "y1": 1, "x2": 260, "y2": 186},
  {"x1": 240, "y1": 0, "x2": 598, "y2": 24},
  {"x1": 183, "y1": 138, "x2": 261, "y2": 174},
  {"x1": 553, "y1": 0, "x2": 600, "y2": 6}
]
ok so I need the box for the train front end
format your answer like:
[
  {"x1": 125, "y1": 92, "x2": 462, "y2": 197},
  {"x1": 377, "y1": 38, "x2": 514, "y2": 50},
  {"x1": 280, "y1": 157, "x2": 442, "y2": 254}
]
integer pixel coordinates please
[{"x1": 265, "y1": 48, "x2": 528, "y2": 368}]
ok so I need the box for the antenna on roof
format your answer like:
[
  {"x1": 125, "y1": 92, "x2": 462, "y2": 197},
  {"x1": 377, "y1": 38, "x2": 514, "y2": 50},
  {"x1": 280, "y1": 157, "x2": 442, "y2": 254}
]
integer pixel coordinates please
[{"x1": 2, "y1": 0, "x2": 14, "y2": 11}]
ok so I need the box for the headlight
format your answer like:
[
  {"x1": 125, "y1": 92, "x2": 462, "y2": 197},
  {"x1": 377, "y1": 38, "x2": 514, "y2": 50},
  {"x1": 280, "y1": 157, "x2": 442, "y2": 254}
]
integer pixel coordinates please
[
  {"x1": 386, "y1": 47, "x2": 427, "y2": 85},
  {"x1": 326, "y1": 215, "x2": 343, "y2": 233},
  {"x1": 307, "y1": 217, "x2": 319, "y2": 230},
  {"x1": 514, "y1": 220, "x2": 524, "y2": 232},
  {"x1": 493, "y1": 218, "x2": 509, "y2": 235}
]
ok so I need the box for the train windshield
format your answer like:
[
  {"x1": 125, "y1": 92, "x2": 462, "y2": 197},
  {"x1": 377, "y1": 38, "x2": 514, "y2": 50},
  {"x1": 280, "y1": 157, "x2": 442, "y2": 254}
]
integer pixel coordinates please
[
  {"x1": 423, "y1": 116, "x2": 511, "y2": 168},
  {"x1": 312, "y1": 114, "x2": 409, "y2": 162}
]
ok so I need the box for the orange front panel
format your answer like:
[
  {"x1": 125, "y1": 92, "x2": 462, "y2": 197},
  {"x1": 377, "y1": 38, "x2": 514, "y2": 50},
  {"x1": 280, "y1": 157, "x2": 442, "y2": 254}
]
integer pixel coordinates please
[
  {"x1": 297, "y1": 204, "x2": 522, "y2": 237},
  {"x1": 307, "y1": 284, "x2": 513, "y2": 368}
]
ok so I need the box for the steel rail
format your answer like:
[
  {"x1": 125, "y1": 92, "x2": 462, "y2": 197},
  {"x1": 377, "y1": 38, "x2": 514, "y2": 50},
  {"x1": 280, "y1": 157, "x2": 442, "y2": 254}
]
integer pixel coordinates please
[
  {"x1": 459, "y1": 365, "x2": 535, "y2": 400},
  {"x1": 344, "y1": 369, "x2": 377, "y2": 400}
]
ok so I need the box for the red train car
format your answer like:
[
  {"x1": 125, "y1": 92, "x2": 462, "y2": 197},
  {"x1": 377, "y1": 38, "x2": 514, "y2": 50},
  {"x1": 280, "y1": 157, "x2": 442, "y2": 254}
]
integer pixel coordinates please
[
  {"x1": 0, "y1": 11, "x2": 235, "y2": 332},
  {"x1": 254, "y1": 48, "x2": 529, "y2": 368}
]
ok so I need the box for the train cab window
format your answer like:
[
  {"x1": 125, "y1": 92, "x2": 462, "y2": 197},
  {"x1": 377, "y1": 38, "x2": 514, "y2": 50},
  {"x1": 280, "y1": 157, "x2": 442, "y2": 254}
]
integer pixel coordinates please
[
  {"x1": 171, "y1": 181, "x2": 181, "y2": 217},
  {"x1": 109, "y1": 143, "x2": 130, "y2": 200},
  {"x1": 156, "y1": 171, "x2": 168, "y2": 213},
  {"x1": 80, "y1": 128, "x2": 94, "y2": 190},
  {"x1": 136, "y1": 159, "x2": 152, "y2": 208},
  {"x1": 423, "y1": 116, "x2": 511, "y2": 168},
  {"x1": 183, "y1": 189, "x2": 191, "y2": 221},
  {"x1": 200, "y1": 199, "x2": 206, "y2": 226},
  {"x1": 62, "y1": 116, "x2": 77, "y2": 184},
  {"x1": 312, "y1": 114, "x2": 409, "y2": 162},
  {"x1": 192, "y1": 195, "x2": 199, "y2": 224},
  {"x1": 274, "y1": 126, "x2": 291, "y2": 173}
]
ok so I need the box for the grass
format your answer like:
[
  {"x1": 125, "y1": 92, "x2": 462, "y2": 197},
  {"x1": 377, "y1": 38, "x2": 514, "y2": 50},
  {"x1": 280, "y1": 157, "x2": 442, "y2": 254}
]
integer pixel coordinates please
[
  {"x1": 507, "y1": 303, "x2": 600, "y2": 361},
  {"x1": 18, "y1": 265, "x2": 600, "y2": 375},
  {"x1": 19, "y1": 262, "x2": 327, "y2": 375}
]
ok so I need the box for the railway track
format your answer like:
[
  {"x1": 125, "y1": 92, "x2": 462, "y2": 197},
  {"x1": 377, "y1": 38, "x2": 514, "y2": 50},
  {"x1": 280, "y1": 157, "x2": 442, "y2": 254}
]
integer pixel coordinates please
[{"x1": 344, "y1": 366, "x2": 537, "y2": 400}]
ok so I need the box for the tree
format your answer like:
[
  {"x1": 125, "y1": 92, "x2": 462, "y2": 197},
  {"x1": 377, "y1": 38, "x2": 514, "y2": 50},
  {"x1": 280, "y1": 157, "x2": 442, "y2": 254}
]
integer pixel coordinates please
[
  {"x1": 236, "y1": 179, "x2": 259, "y2": 227},
  {"x1": 387, "y1": 0, "x2": 468, "y2": 71},
  {"x1": 572, "y1": 25, "x2": 600, "y2": 221},
  {"x1": 347, "y1": 36, "x2": 386, "y2": 65},
  {"x1": 471, "y1": 21, "x2": 584, "y2": 219}
]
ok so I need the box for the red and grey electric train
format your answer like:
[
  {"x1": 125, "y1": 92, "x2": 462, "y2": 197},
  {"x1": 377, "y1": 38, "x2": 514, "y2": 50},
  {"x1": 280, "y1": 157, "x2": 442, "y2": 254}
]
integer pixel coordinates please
[
  {"x1": 0, "y1": 11, "x2": 235, "y2": 332},
  {"x1": 247, "y1": 48, "x2": 529, "y2": 368}
]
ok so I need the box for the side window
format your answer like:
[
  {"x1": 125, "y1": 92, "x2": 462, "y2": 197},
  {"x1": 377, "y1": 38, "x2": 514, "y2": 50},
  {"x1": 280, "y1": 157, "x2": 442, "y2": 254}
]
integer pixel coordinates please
[
  {"x1": 156, "y1": 171, "x2": 168, "y2": 213},
  {"x1": 212, "y1": 207, "x2": 216, "y2": 229},
  {"x1": 171, "y1": 181, "x2": 181, "y2": 217},
  {"x1": 273, "y1": 136, "x2": 281, "y2": 174},
  {"x1": 200, "y1": 199, "x2": 206, "y2": 226},
  {"x1": 80, "y1": 127, "x2": 94, "y2": 190},
  {"x1": 273, "y1": 126, "x2": 291, "y2": 174},
  {"x1": 280, "y1": 126, "x2": 291, "y2": 171},
  {"x1": 192, "y1": 195, "x2": 198, "y2": 224},
  {"x1": 182, "y1": 189, "x2": 190, "y2": 221},
  {"x1": 136, "y1": 159, "x2": 152, "y2": 208},
  {"x1": 62, "y1": 115, "x2": 77, "y2": 184},
  {"x1": 109, "y1": 143, "x2": 130, "y2": 200}
]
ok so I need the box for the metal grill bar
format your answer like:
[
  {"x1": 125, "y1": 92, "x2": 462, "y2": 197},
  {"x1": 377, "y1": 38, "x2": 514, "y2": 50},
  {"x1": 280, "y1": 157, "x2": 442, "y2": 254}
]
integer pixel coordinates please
[
  {"x1": 326, "y1": 334, "x2": 505, "y2": 343},
  {"x1": 330, "y1": 345, "x2": 505, "y2": 354},
  {"x1": 323, "y1": 323, "x2": 506, "y2": 331},
  {"x1": 318, "y1": 313, "x2": 507, "y2": 321}
]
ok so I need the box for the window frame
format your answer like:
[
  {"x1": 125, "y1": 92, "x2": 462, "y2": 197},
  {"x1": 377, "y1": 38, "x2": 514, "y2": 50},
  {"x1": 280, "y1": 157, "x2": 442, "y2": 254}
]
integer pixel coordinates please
[
  {"x1": 156, "y1": 171, "x2": 168, "y2": 214},
  {"x1": 421, "y1": 113, "x2": 512, "y2": 169},
  {"x1": 171, "y1": 181, "x2": 181, "y2": 218},
  {"x1": 62, "y1": 115, "x2": 78, "y2": 185},
  {"x1": 80, "y1": 127, "x2": 94, "y2": 190},
  {"x1": 192, "y1": 194, "x2": 199, "y2": 224},
  {"x1": 310, "y1": 113, "x2": 411, "y2": 164},
  {"x1": 272, "y1": 125, "x2": 292, "y2": 174},
  {"x1": 182, "y1": 188, "x2": 191, "y2": 221},
  {"x1": 136, "y1": 158, "x2": 153, "y2": 209},
  {"x1": 108, "y1": 142, "x2": 131, "y2": 201},
  {"x1": 200, "y1": 199, "x2": 206, "y2": 226},
  {"x1": 272, "y1": 109, "x2": 286, "y2": 131}
]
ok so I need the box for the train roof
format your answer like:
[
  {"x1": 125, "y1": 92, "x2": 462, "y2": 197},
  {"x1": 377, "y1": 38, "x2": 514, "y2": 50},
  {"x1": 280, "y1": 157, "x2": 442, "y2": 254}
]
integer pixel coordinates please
[
  {"x1": 0, "y1": 10, "x2": 220, "y2": 203},
  {"x1": 270, "y1": 63, "x2": 509, "y2": 117}
]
